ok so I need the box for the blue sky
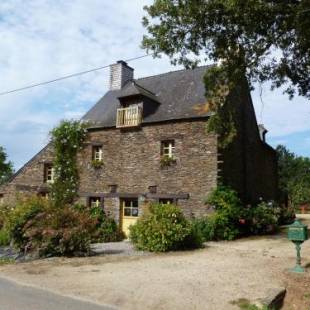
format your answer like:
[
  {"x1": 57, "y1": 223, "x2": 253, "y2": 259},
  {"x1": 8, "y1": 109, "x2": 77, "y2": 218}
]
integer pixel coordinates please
[{"x1": 0, "y1": 0, "x2": 309, "y2": 170}]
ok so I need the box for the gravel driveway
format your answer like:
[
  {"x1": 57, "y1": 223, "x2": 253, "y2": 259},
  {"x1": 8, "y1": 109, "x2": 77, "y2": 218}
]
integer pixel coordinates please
[{"x1": 0, "y1": 215, "x2": 309, "y2": 310}]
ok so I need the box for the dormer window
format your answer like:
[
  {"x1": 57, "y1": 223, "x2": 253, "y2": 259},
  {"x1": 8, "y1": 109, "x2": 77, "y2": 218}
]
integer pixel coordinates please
[
  {"x1": 116, "y1": 80, "x2": 158, "y2": 128},
  {"x1": 44, "y1": 164, "x2": 55, "y2": 184},
  {"x1": 116, "y1": 104, "x2": 143, "y2": 128}
]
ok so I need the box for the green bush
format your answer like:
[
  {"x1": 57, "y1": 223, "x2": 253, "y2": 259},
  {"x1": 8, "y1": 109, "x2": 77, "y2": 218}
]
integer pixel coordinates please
[
  {"x1": 0, "y1": 229, "x2": 10, "y2": 246},
  {"x1": 197, "y1": 187, "x2": 283, "y2": 241},
  {"x1": 204, "y1": 185, "x2": 244, "y2": 240},
  {"x1": 5, "y1": 196, "x2": 122, "y2": 256},
  {"x1": 6, "y1": 196, "x2": 47, "y2": 250},
  {"x1": 0, "y1": 204, "x2": 12, "y2": 246},
  {"x1": 203, "y1": 213, "x2": 240, "y2": 241},
  {"x1": 278, "y1": 206, "x2": 295, "y2": 225},
  {"x1": 28, "y1": 206, "x2": 97, "y2": 257},
  {"x1": 247, "y1": 201, "x2": 280, "y2": 235},
  {"x1": 87, "y1": 205, "x2": 122, "y2": 243},
  {"x1": 0, "y1": 204, "x2": 12, "y2": 230},
  {"x1": 129, "y1": 203, "x2": 202, "y2": 252},
  {"x1": 4, "y1": 197, "x2": 95, "y2": 256}
]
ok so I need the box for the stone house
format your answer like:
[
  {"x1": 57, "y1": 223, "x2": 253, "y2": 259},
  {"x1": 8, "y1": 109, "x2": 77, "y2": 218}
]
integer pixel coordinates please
[{"x1": 0, "y1": 61, "x2": 278, "y2": 236}]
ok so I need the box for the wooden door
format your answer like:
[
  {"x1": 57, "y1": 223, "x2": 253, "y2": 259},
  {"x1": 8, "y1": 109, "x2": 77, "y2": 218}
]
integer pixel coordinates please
[{"x1": 120, "y1": 198, "x2": 139, "y2": 237}]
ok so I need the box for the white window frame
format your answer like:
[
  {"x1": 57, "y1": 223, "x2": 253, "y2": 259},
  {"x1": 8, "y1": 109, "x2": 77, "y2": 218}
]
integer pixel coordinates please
[
  {"x1": 89, "y1": 197, "x2": 102, "y2": 208},
  {"x1": 45, "y1": 165, "x2": 55, "y2": 184},
  {"x1": 162, "y1": 140, "x2": 175, "y2": 159},
  {"x1": 93, "y1": 146, "x2": 103, "y2": 161}
]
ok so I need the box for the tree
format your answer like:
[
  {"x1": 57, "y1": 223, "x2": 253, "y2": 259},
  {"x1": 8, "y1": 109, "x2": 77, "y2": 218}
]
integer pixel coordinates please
[
  {"x1": 276, "y1": 145, "x2": 310, "y2": 206},
  {"x1": 0, "y1": 146, "x2": 14, "y2": 185},
  {"x1": 142, "y1": 1, "x2": 310, "y2": 100}
]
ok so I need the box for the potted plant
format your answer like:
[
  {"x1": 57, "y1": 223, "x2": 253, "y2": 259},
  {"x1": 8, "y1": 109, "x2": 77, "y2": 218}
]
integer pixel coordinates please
[
  {"x1": 91, "y1": 159, "x2": 104, "y2": 169},
  {"x1": 160, "y1": 155, "x2": 176, "y2": 167}
]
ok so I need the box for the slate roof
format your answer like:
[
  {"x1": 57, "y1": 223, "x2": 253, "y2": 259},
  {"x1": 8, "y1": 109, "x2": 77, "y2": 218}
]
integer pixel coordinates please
[
  {"x1": 83, "y1": 65, "x2": 213, "y2": 128},
  {"x1": 117, "y1": 81, "x2": 158, "y2": 102}
]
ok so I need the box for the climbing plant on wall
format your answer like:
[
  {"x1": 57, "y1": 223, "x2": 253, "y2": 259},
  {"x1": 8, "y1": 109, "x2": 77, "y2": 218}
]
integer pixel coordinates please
[
  {"x1": 204, "y1": 66, "x2": 237, "y2": 148},
  {"x1": 50, "y1": 120, "x2": 88, "y2": 206}
]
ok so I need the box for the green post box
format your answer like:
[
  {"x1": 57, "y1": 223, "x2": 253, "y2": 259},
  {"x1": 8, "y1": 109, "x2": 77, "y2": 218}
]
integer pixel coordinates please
[{"x1": 288, "y1": 219, "x2": 308, "y2": 273}]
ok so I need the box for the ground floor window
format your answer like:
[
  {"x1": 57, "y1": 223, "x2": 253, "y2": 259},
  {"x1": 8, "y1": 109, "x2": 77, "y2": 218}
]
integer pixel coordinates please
[
  {"x1": 122, "y1": 198, "x2": 139, "y2": 217},
  {"x1": 38, "y1": 192, "x2": 49, "y2": 199},
  {"x1": 88, "y1": 197, "x2": 103, "y2": 208},
  {"x1": 159, "y1": 198, "x2": 175, "y2": 205}
]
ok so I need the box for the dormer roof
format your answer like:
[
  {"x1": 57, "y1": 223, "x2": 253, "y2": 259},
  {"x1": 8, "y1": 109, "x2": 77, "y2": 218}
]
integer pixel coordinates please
[{"x1": 117, "y1": 81, "x2": 159, "y2": 103}]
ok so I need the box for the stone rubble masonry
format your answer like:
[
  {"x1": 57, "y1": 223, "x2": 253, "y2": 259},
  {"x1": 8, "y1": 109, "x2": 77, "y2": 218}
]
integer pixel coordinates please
[
  {"x1": 0, "y1": 144, "x2": 55, "y2": 205},
  {"x1": 1, "y1": 120, "x2": 219, "y2": 219}
]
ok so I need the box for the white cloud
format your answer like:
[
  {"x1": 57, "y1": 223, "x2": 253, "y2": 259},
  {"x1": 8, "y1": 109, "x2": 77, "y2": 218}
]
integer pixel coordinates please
[
  {"x1": 252, "y1": 84, "x2": 310, "y2": 137},
  {"x1": 0, "y1": 0, "x2": 309, "y2": 169}
]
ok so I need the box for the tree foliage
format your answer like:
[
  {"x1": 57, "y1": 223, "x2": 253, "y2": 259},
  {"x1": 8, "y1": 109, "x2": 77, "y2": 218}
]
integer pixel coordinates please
[
  {"x1": 0, "y1": 146, "x2": 14, "y2": 185},
  {"x1": 142, "y1": 0, "x2": 310, "y2": 99},
  {"x1": 276, "y1": 145, "x2": 310, "y2": 206}
]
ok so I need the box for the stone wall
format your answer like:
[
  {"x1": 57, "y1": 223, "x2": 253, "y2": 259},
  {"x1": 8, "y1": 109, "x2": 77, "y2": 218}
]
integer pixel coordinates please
[
  {"x1": 220, "y1": 81, "x2": 278, "y2": 204},
  {"x1": 1, "y1": 120, "x2": 218, "y2": 219},
  {"x1": 78, "y1": 120, "x2": 218, "y2": 218},
  {"x1": 0, "y1": 144, "x2": 54, "y2": 205}
]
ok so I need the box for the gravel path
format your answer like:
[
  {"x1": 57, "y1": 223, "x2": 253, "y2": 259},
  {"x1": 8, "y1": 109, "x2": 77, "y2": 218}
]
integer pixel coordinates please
[{"x1": 91, "y1": 241, "x2": 149, "y2": 257}]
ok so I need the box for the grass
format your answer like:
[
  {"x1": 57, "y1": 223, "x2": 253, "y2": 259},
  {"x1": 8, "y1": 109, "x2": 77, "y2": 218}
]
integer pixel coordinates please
[
  {"x1": 230, "y1": 298, "x2": 270, "y2": 310},
  {"x1": 0, "y1": 257, "x2": 15, "y2": 266},
  {"x1": 304, "y1": 292, "x2": 310, "y2": 299}
]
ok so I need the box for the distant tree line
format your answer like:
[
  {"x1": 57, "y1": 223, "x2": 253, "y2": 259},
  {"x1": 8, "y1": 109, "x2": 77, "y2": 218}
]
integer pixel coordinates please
[{"x1": 276, "y1": 145, "x2": 310, "y2": 207}]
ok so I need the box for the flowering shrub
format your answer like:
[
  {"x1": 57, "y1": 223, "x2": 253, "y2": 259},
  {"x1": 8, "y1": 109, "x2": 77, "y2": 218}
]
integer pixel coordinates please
[
  {"x1": 129, "y1": 203, "x2": 202, "y2": 252},
  {"x1": 27, "y1": 205, "x2": 97, "y2": 257},
  {"x1": 247, "y1": 201, "x2": 280, "y2": 235},
  {"x1": 50, "y1": 120, "x2": 88, "y2": 205},
  {"x1": 5, "y1": 197, "x2": 97, "y2": 256},
  {"x1": 196, "y1": 187, "x2": 283, "y2": 241},
  {"x1": 204, "y1": 185, "x2": 245, "y2": 240}
]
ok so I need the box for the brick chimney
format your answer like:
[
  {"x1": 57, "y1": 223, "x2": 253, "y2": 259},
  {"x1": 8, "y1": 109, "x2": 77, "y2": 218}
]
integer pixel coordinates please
[{"x1": 109, "y1": 60, "x2": 134, "y2": 90}]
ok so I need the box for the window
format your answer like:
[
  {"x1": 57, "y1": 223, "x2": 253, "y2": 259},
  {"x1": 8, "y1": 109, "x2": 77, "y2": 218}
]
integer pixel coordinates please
[
  {"x1": 161, "y1": 140, "x2": 175, "y2": 159},
  {"x1": 44, "y1": 164, "x2": 55, "y2": 184},
  {"x1": 123, "y1": 199, "x2": 139, "y2": 217},
  {"x1": 89, "y1": 197, "x2": 103, "y2": 208},
  {"x1": 159, "y1": 198, "x2": 175, "y2": 205},
  {"x1": 39, "y1": 192, "x2": 49, "y2": 199},
  {"x1": 116, "y1": 105, "x2": 143, "y2": 128},
  {"x1": 92, "y1": 146, "x2": 103, "y2": 161}
]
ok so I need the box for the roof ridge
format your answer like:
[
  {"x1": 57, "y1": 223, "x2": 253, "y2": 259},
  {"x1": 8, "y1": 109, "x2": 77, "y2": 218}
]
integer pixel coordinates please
[{"x1": 135, "y1": 64, "x2": 214, "y2": 82}]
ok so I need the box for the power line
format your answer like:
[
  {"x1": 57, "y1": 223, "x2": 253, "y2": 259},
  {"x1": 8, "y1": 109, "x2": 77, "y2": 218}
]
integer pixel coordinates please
[{"x1": 0, "y1": 53, "x2": 153, "y2": 96}]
